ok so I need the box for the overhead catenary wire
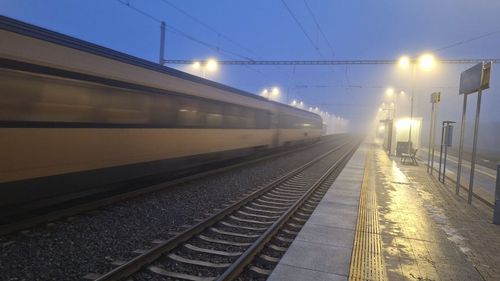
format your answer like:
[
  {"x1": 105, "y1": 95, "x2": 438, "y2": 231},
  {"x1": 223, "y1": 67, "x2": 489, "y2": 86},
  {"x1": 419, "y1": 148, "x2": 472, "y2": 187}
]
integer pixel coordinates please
[
  {"x1": 158, "y1": 0, "x2": 257, "y2": 58},
  {"x1": 280, "y1": 0, "x2": 325, "y2": 59},
  {"x1": 434, "y1": 28, "x2": 500, "y2": 53},
  {"x1": 158, "y1": 0, "x2": 302, "y2": 89},
  {"x1": 155, "y1": 0, "x2": 281, "y2": 79},
  {"x1": 303, "y1": 0, "x2": 335, "y2": 57},
  {"x1": 113, "y1": 0, "x2": 272, "y2": 78},
  {"x1": 114, "y1": 0, "x2": 253, "y2": 61}
]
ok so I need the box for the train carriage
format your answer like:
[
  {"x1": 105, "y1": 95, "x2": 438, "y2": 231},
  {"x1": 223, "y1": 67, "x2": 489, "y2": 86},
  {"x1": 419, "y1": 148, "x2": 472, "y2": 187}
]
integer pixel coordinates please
[{"x1": 0, "y1": 16, "x2": 322, "y2": 211}]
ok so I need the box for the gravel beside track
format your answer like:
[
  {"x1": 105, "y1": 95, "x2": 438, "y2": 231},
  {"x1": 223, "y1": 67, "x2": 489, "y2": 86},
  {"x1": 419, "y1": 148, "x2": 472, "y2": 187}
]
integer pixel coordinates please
[{"x1": 0, "y1": 135, "x2": 348, "y2": 280}]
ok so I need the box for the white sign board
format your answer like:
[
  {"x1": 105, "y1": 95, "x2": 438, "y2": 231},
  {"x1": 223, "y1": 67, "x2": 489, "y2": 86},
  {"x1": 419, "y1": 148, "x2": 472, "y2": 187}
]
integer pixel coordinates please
[
  {"x1": 430, "y1": 92, "x2": 441, "y2": 103},
  {"x1": 459, "y1": 62, "x2": 491, "y2": 95}
]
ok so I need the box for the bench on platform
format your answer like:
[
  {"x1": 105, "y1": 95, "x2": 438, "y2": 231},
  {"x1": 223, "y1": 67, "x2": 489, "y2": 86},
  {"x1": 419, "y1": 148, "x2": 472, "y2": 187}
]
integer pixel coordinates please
[{"x1": 401, "y1": 148, "x2": 418, "y2": 165}]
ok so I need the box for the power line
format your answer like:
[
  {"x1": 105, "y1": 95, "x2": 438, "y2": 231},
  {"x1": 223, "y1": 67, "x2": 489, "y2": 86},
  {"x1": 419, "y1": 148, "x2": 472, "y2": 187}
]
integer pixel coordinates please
[
  {"x1": 434, "y1": 28, "x2": 500, "y2": 53},
  {"x1": 303, "y1": 0, "x2": 335, "y2": 57},
  {"x1": 163, "y1": 59, "x2": 500, "y2": 65},
  {"x1": 158, "y1": 0, "x2": 257, "y2": 58},
  {"x1": 114, "y1": 0, "x2": 272, "y2": 78},
  {"x1": 114, "y1": 0, "x2": 253, "y2": 61},
  {"x1": 154, "y1": 0, "x2": 275, "y2": 78},
  {"x1": 159, "y1": 0, "x2": 299, "y2": 86},
  {"x1": 280, "y1": 0, "x2": 324, "y2": 59},
  {"x1": 116, "y1": 0, "x2": 162, "y2": 23}
]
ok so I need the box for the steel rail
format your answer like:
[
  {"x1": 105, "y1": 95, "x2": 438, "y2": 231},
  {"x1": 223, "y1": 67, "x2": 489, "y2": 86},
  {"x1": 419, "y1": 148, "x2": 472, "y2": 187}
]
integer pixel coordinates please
[
  {"x1": 94, "y1": 139, "x2": 354, "y2": 281},
  {"x1": 216, "y1": 142, "x2": 357, "y2": 280}
]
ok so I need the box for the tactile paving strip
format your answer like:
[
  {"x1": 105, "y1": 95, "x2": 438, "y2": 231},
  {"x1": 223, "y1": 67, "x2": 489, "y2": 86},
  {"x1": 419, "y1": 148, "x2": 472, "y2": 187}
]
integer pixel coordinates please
[{"x1": 348, "y1": 148, "x2": 387, "y2": 281}]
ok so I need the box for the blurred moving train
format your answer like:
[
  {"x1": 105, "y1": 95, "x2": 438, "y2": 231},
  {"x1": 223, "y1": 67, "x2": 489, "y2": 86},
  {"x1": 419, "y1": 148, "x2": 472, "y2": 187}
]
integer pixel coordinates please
[{"x1": 0, "y1": 16, "x2": 322, "y2": 211}]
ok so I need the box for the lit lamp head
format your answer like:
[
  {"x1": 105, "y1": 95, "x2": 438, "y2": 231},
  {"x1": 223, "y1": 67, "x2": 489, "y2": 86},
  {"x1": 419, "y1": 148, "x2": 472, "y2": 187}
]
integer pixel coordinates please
[
  {"x1": 398, "y1": 56, "x2": 411, "y2": 70},
  {"x1": 271, "y1": 87, "x2": 280, "y2": 97},
  {"x1": 385, "y1": 87, "x2": 394, "y2": 97},
  {"x1": 206, "y1": 58, "x2": 218, "y2": 72},
  {"x1": 261, "y1": 88, "x2": 269, "y2": 97},
  {"x1": 418, "y1": 53, "x2": 435, "y2": 71},
  {"x1": 192, "y1": 61, "x2": 201, "y2": 69}
]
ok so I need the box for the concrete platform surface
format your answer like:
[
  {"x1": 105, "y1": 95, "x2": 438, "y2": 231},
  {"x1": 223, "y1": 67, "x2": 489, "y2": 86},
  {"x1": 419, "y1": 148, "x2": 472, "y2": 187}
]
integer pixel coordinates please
[
  {"x1": 268, "y1": 144, "x2": 368, "y2": 281},
  {"x1": 268, "y1": 143, "x2": 500, "y2": 281}
]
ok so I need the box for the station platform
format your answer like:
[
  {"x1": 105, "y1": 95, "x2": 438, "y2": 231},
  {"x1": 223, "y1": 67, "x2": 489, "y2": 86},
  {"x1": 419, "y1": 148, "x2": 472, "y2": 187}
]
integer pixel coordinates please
[{"x1": 268, "y1": 143, "x2": 500, "y2": 281}]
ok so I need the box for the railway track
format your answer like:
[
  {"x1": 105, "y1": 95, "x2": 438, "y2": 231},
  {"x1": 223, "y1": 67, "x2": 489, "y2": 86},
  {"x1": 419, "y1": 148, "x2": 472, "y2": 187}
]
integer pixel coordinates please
[
  {"x1": 89, "y1": 139, "x2": 360, "y2": 281},
  {"x1": 0, "y1": 136, "x2": 347, "y2": 236}
]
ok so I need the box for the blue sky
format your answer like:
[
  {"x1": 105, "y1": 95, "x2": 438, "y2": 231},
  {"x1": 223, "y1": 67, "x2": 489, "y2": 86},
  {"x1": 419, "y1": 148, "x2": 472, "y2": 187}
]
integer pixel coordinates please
[{"x1": 2, "y1": 0, "x2": 500, "y2": 131}]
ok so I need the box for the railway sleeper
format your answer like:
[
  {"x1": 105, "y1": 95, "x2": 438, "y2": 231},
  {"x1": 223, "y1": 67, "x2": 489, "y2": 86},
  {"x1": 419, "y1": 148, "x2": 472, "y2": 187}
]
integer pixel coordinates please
[
  {"x1": 167, "y1": 253, "x2": 231, "y2": 268},
  {"x1": 243, "y1": 206, "x2": 284, "y2": 215},
  {"x1": 228, "y1": 215, "x2": 274, "y2": 225},
  {"x1": 250, "y1": 202, "x2": 290, "y2": 210},
  {"x1": 236, "y1": 210, "x2": 280, "y2": 219},
  {"x1": 184, "y1": 243, "x2": 242, "y2": 257},
  {"x1": 209, "y1": 227, "x2": 261, "y2": 238},
  {"x1": 148, "y1": 265, "x2": 215, "y2": 281}
]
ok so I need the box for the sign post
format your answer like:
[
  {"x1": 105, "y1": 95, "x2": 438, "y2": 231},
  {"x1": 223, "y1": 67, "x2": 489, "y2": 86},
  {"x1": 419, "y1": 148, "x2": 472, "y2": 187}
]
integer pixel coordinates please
[
  {"x1": 427, "y1": 92, "x2": 440, "y2": 174},
  {"x1": 456, "y1": 62, "x2": 491, "y2": 204},
  {"x1": 438, "y1": 121, "x2": 455, "y2": 183}
]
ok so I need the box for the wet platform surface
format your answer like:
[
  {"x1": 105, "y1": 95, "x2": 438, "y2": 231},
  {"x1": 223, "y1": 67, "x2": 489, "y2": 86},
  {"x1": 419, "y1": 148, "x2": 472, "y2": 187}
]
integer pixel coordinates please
[
  {"x1": 268, "y1": 144, "x2": 367, "y2": 281},
  {"x1": 269, "y1": 143, "x2": 500, "y2": 281}
]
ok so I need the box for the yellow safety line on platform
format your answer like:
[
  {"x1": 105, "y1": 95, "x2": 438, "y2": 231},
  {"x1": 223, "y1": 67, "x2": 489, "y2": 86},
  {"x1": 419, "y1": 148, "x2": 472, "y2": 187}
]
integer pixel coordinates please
[{"x1": 348, "y1": 146, "x2": 387, "y2": 281}]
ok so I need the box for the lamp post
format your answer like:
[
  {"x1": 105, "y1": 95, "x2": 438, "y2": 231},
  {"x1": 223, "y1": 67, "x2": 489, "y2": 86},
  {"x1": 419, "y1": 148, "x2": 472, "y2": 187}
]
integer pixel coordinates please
[{"x1": 398, "y1": 53, "x2": 435, "y2": 153}]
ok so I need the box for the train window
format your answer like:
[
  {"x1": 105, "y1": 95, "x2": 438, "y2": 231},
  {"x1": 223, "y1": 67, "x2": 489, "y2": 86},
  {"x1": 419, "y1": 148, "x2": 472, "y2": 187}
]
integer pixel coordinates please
[
  {"x1": 255, "y1": 112, "x2": 270, "y2": 129},
  {"x1": 177, "y1": 98, "x2": 204, "y2": 127},
  {"x1": 0, "y1": 70, "x2": 100, "y2": 123},
  {"x1": 0, "y1": 68, "x2": 273, "y2": 129},
  {"x1": 203, "y1": 102, "x2": 224, "y2": 128},
  {"x1": 223, "y1": 105, "x2": 241, "y2": 128},
  {"x1": 276, "y1": 113, "x2": 321, "y2": 129},
  {"x1": 241, "y1": 109, "x2": 257, "y2": 128},
  {"x1": 149, "y1": 93, "x2": 178, "y2": 126},
  {"x1": 100, "y1": 88, "x2": 149, "y2": 124}
]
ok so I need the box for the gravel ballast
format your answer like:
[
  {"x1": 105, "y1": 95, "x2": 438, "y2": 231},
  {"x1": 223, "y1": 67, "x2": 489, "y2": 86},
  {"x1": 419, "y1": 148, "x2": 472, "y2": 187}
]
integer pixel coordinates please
[{"x1": 0, "y1": 135, "x2": 349, "y2": 280}]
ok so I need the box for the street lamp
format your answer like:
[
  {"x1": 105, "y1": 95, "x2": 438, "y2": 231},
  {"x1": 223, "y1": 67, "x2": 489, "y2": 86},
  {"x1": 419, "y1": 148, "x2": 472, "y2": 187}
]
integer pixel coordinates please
[
  {"x1": 192, "y1": 58, "x2": 219, "y2": 78},
  {"x1": 206, "y1": 58, "x2": 218, "y2": 72},
  {"x1": 418, "y1": 53, "x2": 435, "y2": 71},
  {"x1": 290, "y1": 100, "x2": 305, "y2": 108},
  {"x1": 399, "y1": 56, "x2": 411, "y2": 70},
  {"x1": 385, "y1": 87, "x2": 394, "y2": 98},
  {"x1": 261, "y1": 88, "x2": 269, "y2": 98},
  {"x1": 261, "y1": 87, "x2": 281, "y2": 102},
  {"x1": 398, "y1": 53, "x2": 436, "y2": 152},
  {"x1": 271, "y1": 87, "x2": 280, "y2": 99}
]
